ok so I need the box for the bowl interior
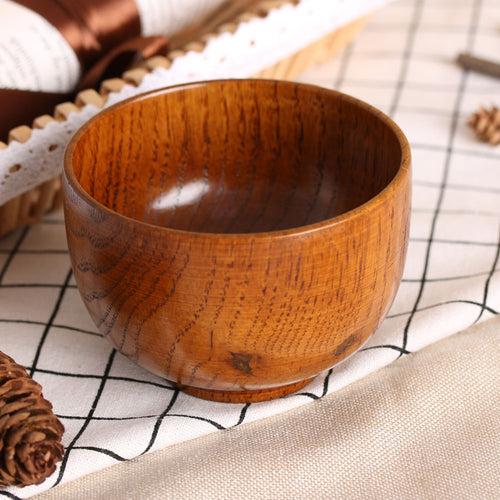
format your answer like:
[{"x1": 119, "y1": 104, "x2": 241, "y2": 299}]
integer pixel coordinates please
[{"x1": 70, "y1": 80, "x2": 403, "y2": 234}]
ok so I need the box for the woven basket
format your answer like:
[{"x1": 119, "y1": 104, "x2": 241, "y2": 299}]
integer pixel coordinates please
[{"x1": 0, "y1": 0, "x2": 371, "y2": 238}]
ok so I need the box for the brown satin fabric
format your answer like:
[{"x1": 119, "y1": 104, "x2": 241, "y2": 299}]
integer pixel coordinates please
[
  {"x1": 77, "y1": 35, "x2": 169, "y2": 91},
  {"x1": 1, "y1": 0, "x2": 168, "y2": 141},
  {"x1": 0, "y1": 89, "x2": 67, "y2": 140},
  {"x1": 14, "y1": 0, "x2": 142, "y2": 71}
]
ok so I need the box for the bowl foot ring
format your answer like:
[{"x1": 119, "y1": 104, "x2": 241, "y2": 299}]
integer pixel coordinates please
[{"x1": 175, "y1": 377, "x2": 316, "y2": 403}]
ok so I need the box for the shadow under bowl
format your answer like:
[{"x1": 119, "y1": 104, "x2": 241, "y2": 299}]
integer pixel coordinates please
[{"x1": 63, "y1": 79, "x2": 411, "y2": 402}]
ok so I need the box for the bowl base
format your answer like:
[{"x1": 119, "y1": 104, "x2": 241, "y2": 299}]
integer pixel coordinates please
[{"x1": 176, "y1": 377, "x2": 316, "y2": 403}]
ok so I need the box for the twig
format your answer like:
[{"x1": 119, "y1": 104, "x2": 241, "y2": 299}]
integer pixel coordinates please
[{"x1": 457, "y1": 53, "x2": 500, "y2": 80}]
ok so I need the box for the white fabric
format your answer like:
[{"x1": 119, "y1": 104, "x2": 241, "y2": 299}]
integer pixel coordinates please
[
  {"x1": 0, "y1": 0, "x2": 80, "y2": 92},
  {"x1": 32, "y1": 315, "x2": 500, "y2": 500},
  {"x1": 135, "y1": 0, "x2": 228, "y2": 37}
]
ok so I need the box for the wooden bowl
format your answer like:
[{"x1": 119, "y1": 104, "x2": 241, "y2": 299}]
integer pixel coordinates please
[{"x1": 63, "y1": 80, "x2": 411, "y2": 403}]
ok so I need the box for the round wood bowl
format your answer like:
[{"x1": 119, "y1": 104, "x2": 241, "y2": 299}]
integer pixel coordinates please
[{"x1": 63, "y1": 80, "x2": 411, "y2": 403}]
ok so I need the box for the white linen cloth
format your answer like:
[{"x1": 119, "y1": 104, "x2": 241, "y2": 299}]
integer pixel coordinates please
[
  {"x1": 33, "y1": 315, "x2": 500, "y2": 500},
  {"x1": 0, "y1": 0, "x2": 499, "y2": 497}
]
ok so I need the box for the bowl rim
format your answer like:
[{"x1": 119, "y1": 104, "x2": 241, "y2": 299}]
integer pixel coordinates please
[{"x1": 63, "y1": 78, "x2": 411, "y2": 240}]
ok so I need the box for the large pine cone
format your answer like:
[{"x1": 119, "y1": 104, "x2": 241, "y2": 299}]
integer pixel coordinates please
[{"x1": 0, "y1": 352, "x2": 64, "y2": 488}]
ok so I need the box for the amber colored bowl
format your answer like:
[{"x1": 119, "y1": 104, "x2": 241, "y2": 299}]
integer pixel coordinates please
[{"x1": 63, "y1": 79, "x2": 411, "y2": 403}]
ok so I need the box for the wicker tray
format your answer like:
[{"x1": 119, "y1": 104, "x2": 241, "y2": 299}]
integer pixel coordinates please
[{"x1": 0, "y1": 0, "x2": 372, "y2": 238}]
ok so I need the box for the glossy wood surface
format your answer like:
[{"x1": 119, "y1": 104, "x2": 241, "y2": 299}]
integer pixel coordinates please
[{"x1": 63, "y1": 80, "x2": 411, "y2": 402}]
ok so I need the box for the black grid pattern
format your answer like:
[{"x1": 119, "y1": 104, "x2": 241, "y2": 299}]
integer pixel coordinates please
[{"x1": 1, "y1": 0, "x2": 500, "y2": 497}]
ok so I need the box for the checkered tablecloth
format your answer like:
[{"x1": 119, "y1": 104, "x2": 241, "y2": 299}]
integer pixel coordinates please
[{"x1": 1, "y1": 0, "x2": 499, "y2": 497}]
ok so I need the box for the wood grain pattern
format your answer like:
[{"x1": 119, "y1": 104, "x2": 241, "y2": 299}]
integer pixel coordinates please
[{"x1": 63, "y1": 80, "x2": 411, "y2": 402}]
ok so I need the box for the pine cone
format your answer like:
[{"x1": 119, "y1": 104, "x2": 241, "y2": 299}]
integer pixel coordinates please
[
  {"x1": 469, "y1": 105, "x2": 500, "y2": 145},
  {"x1": 0, "y1": 351, "x2": 64, "y2": 488}
]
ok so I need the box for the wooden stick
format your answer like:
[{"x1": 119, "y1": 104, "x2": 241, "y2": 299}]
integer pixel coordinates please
[{"x1": 457, "y1": 53, "x2": 500, "y2": 80}]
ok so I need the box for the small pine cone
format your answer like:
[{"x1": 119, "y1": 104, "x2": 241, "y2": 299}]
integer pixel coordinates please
[
  {"x1": 0, "y1": 351, "x2": 64, "y2": 488},
  {"x1": 469, "y1": 105, "x2": 500, "y2": 145}
]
